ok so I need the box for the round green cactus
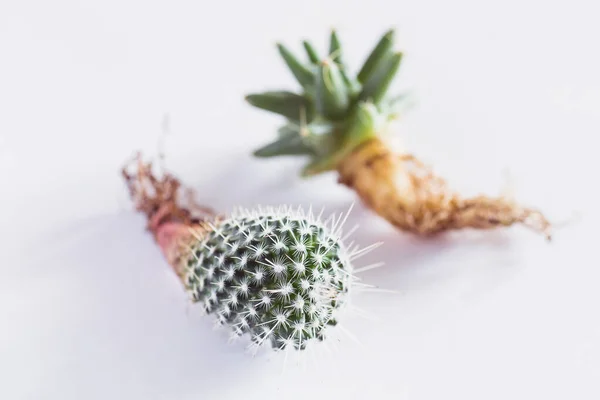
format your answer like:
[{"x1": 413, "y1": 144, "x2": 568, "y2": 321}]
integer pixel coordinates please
[{"x1": 182, "y1": 208, "x2": 352, "y2": 351}]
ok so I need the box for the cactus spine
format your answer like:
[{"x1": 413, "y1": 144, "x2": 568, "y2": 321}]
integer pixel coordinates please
[
  {"x1": 122, "y1": 157, "x2": 354, "y2": 352},
  {"x1": 183, "y1": 209, "x2": 352, "y2": 351}
]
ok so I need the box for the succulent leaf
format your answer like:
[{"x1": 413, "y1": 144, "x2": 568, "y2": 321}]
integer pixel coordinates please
[
  {"x1": 345, "y1": 102, "x2": 381, "y2": 143},
  {"x1": 248, "y1": 29, "x2": 407, "y2": 178},
  {"x1": 277, "y1": 123, "x2": 301, "y2": 138},
  {"x1": 301, "y1": 154, "x2": 339, "y2": 177},
  {"x1": 245, "y1": 91, "x2": 314, "y2": 122},
  {"x1": 315, "y1": 61, "x2": 351, "y2": 120},
  {"x1": 303, "y1": 40, "x2": 321, "y2": 64},
  {"x1": 328, "y1": 30, "x2": 344, "y2": 66},
  {"x1": 357, "y1": 29, "x2": 396, "y2": 84},
  {"x1": 341, "y1": 69, "x2": 362, "y2": 97},
  {"x1": 253, "y1": 134, "x2": 315, "y2": 158},
  {"x1": 277, "y1": 43, "x2": 315, "y2": 88},
  {"x1": 358, "y1": 52, "x2": 403, "y2": 106},
  {"x1": 301, "y1": 102, "x2": 379, "y2": 177}
]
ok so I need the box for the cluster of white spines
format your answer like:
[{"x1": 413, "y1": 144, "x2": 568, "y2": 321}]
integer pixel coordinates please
[{"x1": 182, "y1": 206, "x2": 353, "y2": 351}]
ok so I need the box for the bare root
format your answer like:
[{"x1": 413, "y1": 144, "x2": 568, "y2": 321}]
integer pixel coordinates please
[
  {"x1": 337, "y1": 138, "x2": 553, "y2": 240},
  {"x1": 122, "y1": 153, "x2": 219, "y2": 273},
  {"x1": 122, "y1": 152, "x2": 217, "y2": 238}
]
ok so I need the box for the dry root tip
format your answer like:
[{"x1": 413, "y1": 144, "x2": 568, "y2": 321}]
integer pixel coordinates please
[
  {"x1": 443, "y1": 195, "x2": 554, "y2": 240},
  {"x1": 399, "y1": 196, "x2": 554, "y2": 240},
  {"x1": 518, "y1": 207, "x2": 553, "y2": 241},
  {"x1": 121, "y1": 152, "x2": 216, "y2": 237},
  {"x1": 337, "y1": 138, "x2": 554, "y2": 240}
]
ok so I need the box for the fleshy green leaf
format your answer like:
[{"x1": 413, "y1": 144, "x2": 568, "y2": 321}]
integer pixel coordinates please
[
  {"x1": 253, "y1": 134, "x2": 315, "y2": 158},
  {"x1": 302, "y1": 121, "x2": 337, "y2": 156},
  {"x1": 301, "y1": 156, "x2": 337, "y2": 177},
  {"x1": 277, "y1": 43, "x2": 314, "y2": 88},
  {"x1": 245, "y1": 91, "x2": 314, "y2": 122},
  {"x1": 303, "y1": 41, "x2": 320, "y2": 64},
  {"x1": 358, "y1": 52, "x2": 403, "y2": 106},
  {"x1": 328, "y1": 30, "x2": 344, "y2": 66},
  {"x1": 277, "y1": 123, "x2": 300, "y2": 138},
  {"x1": 302, "y1": 103, "x2": 379, "y2": 177},
  {"x1": 315, "y1": 61, "x2": 350, "y2": 120},
  {"x1": 357, "y1": 29, "x2": 395, "y2": 84},
  {"x1": 248, "y1": 29, "x2": 410, "y2": 178},
  {"x1": 344, "y1": 102, "x2": 381, "y2": 143},
  {"x1": 329, "y1": 30, "x2": 360, "y2": 94},
  {"x1": 341, "y1": 69, "x2": 362, "y2": 97}
]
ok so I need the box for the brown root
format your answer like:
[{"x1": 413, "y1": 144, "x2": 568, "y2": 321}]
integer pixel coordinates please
[
  {"x1": 337, "y1": 138, "x2": 552, "y2": 240},
  {"x1": 122, "y1": 153, "x2": 219, "y2": 274}
]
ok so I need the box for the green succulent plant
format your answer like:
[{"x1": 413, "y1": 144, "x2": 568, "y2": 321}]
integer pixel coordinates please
[
  {"x1": 244, "y1": 29, "x2": 552, "y2": 240},
  {"x1": 245, "y1": 29, "x2": 409, "y2": 177}
]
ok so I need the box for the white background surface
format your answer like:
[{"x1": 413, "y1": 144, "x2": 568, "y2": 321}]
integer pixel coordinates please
[{"x1": 1, "y1": 1, "x2": 599, "y2": 399}]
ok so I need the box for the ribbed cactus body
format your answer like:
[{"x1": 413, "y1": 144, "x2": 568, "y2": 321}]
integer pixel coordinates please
[{"x1": 182, "y1": 211, "x2": 351, "y2": 351}]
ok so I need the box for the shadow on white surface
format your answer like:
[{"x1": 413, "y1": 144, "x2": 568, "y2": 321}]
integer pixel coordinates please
[
  {"x1": 7, "y1": 154, "x2": 554, "y2": 400},
  {"x1": 12, "y1": 213, "x2": 267, "y2": 399}
]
